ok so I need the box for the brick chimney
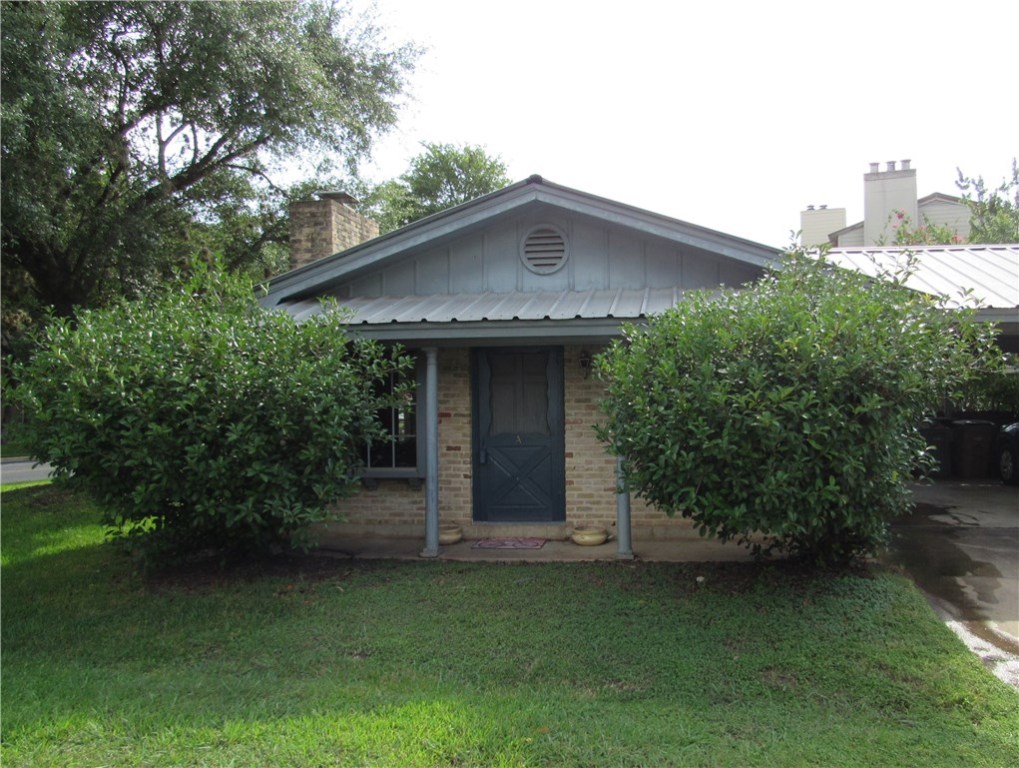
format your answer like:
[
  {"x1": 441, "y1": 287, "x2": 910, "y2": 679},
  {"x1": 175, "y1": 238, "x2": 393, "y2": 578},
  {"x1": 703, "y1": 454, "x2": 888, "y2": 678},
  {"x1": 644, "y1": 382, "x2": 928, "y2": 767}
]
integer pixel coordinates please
[{"x1": 288, "y1": 191, "x2": 380, "y2": 270}]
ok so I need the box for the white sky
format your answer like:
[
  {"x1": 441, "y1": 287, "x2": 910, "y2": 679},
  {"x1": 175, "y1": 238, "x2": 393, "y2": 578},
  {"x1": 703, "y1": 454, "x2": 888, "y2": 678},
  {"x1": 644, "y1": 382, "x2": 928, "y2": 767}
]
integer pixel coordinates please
[{"x1": 353, "y1": 0, "x2": 1017, "y2": 248}]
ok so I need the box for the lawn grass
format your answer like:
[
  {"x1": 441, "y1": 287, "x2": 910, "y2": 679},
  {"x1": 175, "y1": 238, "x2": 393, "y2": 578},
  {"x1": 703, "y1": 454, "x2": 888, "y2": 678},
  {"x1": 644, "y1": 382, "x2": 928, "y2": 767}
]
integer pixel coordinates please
[{"x1": 2, "y1": 483, "x2": 1017, "y2": 767}]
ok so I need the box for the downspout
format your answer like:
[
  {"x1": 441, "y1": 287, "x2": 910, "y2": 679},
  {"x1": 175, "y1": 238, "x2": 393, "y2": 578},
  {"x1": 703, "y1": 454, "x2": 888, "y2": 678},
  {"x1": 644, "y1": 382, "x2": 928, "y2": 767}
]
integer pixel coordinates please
[
  {"x1": 616, "y1": 456, "x2": 634, "y2": 559},
  {"x1": 421, "y1": 346, "x2": 440, "y2": 557}
]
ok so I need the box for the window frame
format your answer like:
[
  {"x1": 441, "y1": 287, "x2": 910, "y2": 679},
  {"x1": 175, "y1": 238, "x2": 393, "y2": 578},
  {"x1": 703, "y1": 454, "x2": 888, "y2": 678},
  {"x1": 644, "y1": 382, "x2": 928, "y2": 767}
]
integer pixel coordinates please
[{"x1": 361, "y1": 351, "x2": 426, "y2": 481}]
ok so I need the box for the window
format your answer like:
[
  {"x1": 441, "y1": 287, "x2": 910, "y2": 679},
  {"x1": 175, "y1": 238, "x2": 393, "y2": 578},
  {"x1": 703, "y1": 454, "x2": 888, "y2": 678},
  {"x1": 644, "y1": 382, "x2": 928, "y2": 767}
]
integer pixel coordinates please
[{"x1": 362, "y1": 352, "x2": 424, "y2": 481}]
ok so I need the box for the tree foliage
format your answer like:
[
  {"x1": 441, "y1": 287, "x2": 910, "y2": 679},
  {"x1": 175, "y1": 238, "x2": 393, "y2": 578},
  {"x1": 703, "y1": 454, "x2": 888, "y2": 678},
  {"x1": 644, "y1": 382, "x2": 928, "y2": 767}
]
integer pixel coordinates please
[
  {"x1": 596, "y1": 252, "x2": 1000, "y2": 565},
  {"x1": 957, "y1": 159, "x2": 1019, "y2": 243},
  {"x1": 362, "y1": 142, "x2": 511, "y2": 232},
  {"x1": 7, "y1": 264, "x2": 413, "y2": 563},
  {"x1": 0, "y1": 0, "x2": 417, "y2": 319}
]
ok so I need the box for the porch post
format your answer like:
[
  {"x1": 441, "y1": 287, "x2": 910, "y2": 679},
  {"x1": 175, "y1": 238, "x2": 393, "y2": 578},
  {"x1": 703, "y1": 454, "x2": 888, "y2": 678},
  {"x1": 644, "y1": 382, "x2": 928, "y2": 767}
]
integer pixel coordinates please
[
  {"x1": 421, "y1": 346, "x2": 440, "y2": 557},
  {"x1": 615, "y1": 456, "x2": 634, "y2": 560}
]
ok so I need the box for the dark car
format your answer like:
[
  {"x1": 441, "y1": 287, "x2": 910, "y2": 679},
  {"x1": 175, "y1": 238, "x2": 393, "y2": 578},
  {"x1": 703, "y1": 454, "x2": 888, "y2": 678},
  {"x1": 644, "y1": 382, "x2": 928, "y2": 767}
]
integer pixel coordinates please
[{"x1": 995, "y1": 422, "x2": 1019, "y2": 485}]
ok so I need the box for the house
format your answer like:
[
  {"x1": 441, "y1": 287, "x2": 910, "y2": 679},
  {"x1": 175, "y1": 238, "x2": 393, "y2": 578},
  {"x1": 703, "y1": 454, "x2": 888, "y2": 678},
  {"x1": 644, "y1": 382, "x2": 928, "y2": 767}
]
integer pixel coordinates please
[
  {"x1": 800, "y1": 160, "x2": 970, "y2": 248},
  {"x1": 262, "y1": 176, "x2": 781, "y2": 556}
]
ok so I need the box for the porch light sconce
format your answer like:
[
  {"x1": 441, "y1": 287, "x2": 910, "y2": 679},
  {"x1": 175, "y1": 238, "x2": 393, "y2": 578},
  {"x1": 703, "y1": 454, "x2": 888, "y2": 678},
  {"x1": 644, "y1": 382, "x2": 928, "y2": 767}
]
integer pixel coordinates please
[{"x1": 579, "y1": 349, "x2": 592, "y2": 378}]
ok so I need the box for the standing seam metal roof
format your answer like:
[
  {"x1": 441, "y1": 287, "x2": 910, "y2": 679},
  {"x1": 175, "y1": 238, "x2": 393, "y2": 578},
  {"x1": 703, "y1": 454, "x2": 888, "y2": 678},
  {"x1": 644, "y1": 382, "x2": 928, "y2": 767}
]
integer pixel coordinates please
[
  {"x1": 281, "y1": 287, "x2": 689, "y2": 326},
  {"x1": 825, "y1": 245, "x2": 1019, "y2": 309}
]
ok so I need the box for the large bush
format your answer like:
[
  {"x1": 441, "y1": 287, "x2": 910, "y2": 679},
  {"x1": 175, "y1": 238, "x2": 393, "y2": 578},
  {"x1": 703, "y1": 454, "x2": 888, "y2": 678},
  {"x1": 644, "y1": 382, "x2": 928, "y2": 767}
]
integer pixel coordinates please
[
  {"x1": 596, "y1": 252, "x2": 1000, "y2": 564},
  {"x1": 9, "y1": 266, "x2": 411, "y2": 561}
]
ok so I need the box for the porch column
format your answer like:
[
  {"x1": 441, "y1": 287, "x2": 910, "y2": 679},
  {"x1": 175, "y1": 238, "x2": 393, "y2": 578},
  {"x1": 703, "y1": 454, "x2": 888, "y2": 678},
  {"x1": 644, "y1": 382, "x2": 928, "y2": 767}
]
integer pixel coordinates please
[
  {"x1": 420, "y1": 346, "x2": 440, "y2": 557},
  {"x1": 615, "y1": 456, "x2": 634, "y2": 560}
]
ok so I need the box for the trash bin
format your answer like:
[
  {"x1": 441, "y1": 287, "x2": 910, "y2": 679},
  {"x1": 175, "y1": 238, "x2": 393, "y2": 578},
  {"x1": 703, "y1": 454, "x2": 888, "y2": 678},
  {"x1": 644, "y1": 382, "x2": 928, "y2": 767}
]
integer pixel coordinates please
[
  {"x1": 919, "y1": 419, "x2": 953, "y2": 478},
  {"x1": 950, "y1": 420, "x2": 997, "y2": 479}
]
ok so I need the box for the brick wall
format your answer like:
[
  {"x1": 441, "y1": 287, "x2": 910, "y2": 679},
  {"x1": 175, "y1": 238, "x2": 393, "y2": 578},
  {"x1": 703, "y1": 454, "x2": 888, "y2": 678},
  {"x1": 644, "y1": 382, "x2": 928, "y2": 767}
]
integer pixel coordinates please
[
  {"x1": 324, "y1": 345, "x2": 694, "y2": 538},
  {"x1": 563, "y1": 345, "x2": 616, "y2": 526},
  {"x1": 289, "y1": 194, "x2": 380, "y2": 270},
  {"x1": 437, "y1": 349, "x2": 473, "y2": 527},
  {"x1": 563, "y1": 346, "x2": 694, "y2": 537}
]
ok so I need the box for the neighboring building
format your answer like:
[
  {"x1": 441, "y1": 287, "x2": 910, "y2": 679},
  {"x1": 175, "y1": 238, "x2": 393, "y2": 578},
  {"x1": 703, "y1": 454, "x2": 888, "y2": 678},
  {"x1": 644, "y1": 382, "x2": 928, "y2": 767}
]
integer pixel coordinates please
[
  {"x1": 800, "y1": 160, "x2": 971, "y2": 247},
  {"x1": 265, "y1": 176, "x2": 781, "y2": 555},
  {"x1": 799, "y1": 204, "x2": 847, "y2": 250}
]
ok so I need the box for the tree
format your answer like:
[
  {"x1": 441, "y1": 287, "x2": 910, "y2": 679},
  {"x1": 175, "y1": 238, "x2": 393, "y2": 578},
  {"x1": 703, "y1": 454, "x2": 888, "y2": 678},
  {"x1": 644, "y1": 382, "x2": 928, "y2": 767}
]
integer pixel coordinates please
[
  {"x1": 957, "y1": 159, "x2": 1019, "y2": 243},
  {"x1": 8, "y1": 263, "x2": 413, "y2": 563},
  {"x1": 596, "y1": 251, "x2": 1000, "y2": 565},
  {"x1": 362, "y1": 142, "x2": 511, "y2": 232},
  {"x1": 1, "y1": 0, "x2": 418, "y2": 319}
]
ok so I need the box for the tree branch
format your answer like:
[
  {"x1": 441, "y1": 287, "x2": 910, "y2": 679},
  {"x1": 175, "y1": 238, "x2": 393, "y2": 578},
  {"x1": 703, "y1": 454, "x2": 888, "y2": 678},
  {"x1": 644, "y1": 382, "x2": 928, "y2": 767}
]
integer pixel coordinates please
[
  {"x1": 157, "y1": 118, "x2": 187, "y2": 179},
  {"x1": 222, "y1": 163, "x2": 287, "y2": 194}
]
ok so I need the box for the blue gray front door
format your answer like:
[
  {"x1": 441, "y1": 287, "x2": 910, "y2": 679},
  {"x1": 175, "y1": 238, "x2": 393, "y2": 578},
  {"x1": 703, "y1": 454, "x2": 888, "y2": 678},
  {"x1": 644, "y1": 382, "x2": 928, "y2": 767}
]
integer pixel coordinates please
[{"x1": 472, "y1": 347, "x2": 565, "y2": 523}]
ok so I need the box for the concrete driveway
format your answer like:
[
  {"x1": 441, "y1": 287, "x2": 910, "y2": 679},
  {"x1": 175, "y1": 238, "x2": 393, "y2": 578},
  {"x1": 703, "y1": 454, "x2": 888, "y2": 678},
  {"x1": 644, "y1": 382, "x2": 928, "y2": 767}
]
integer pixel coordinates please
[{"x1": 890, "y1": 480, "x2": 1019, "y2": 688}]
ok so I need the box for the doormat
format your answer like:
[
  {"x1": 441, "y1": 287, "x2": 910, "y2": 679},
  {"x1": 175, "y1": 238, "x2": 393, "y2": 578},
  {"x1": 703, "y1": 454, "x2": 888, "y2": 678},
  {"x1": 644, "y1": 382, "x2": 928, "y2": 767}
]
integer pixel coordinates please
[{"x1": 471, "y1": 537, "x2": 546, "y2": 550}]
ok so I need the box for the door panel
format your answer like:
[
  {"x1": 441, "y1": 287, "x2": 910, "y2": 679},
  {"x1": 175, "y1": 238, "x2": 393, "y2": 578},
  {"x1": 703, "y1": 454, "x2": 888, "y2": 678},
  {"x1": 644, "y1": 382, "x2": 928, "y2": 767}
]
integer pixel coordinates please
[{"x1": 473, "y1": 348, "x2": 565, "y2": 523}]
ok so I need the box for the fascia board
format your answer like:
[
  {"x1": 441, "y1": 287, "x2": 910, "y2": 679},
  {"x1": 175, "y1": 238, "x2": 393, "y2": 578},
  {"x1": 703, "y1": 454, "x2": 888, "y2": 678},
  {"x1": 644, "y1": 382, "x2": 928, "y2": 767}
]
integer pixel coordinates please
[
  {"x1": 336, "y1": 318, "x2": 641, "y2": 345},
  {"x1": 976, "y1": 307, "x2": 1019, "y2": 324}
]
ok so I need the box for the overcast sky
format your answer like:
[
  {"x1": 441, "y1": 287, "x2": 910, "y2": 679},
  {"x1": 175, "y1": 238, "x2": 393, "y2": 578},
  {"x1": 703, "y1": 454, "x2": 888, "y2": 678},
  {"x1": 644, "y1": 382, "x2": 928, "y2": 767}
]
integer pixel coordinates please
[{"x1": 352, "y1": 0, "x2": 1017, "y2": 248}]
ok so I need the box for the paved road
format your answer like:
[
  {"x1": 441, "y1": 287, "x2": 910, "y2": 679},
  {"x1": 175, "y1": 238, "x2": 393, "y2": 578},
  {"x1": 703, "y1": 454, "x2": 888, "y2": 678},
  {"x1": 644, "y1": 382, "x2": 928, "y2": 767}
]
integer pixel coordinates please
[{"x1": 0, "y1": 459, "x2": 55, "y2": 484}]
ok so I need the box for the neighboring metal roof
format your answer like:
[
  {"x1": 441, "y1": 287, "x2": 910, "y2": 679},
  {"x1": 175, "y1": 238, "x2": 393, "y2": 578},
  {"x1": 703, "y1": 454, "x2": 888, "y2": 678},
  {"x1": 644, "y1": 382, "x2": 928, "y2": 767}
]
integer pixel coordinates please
[
  {"x1": 825, "y1": 245, "x2": 1019, "y2": 314},
  {"x1": 283, "y1": 287, "x2": 689, "y2": 326}
]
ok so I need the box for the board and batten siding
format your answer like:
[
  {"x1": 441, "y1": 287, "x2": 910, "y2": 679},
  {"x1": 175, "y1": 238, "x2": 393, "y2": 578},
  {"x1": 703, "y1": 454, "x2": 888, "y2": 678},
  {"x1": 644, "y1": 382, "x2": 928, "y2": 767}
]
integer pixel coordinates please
[{"x1": 328, "y1": 208, "x2": 760, "y2": 300}]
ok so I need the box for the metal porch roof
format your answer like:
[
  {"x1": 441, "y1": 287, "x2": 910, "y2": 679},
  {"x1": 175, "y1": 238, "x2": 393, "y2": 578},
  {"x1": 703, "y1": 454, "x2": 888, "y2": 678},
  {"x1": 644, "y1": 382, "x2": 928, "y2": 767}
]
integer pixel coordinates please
[{"x1": 283, "y1": 287, "x2": 688, "y2": 326}]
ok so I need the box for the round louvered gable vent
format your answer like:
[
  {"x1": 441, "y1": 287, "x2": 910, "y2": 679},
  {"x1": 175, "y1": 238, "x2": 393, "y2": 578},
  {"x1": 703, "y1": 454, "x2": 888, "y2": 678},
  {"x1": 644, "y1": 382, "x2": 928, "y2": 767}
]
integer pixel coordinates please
[{"x1": 521, "y1": 226, "x2": 568, "y2": 275}]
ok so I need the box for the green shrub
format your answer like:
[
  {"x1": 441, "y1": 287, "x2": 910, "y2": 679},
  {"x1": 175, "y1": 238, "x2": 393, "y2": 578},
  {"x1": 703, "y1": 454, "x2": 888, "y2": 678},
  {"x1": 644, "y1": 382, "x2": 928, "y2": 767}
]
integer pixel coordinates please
[
  {"x1": 954, "y1": 364, "x2": 1019, "y2": 418},
  {"x1": 596, "y1": 251, "x2": 999, "y2": 564},
  {"x1": 8, "y1": 265, "x2": 411, "y2": 561}
]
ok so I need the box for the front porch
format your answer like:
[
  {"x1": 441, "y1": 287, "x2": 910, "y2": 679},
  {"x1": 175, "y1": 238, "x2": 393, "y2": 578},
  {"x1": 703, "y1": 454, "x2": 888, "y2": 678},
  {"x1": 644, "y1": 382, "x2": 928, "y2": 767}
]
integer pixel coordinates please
[{"x1": 331, "y1": 344, "x2": 687, "y2": 560}]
